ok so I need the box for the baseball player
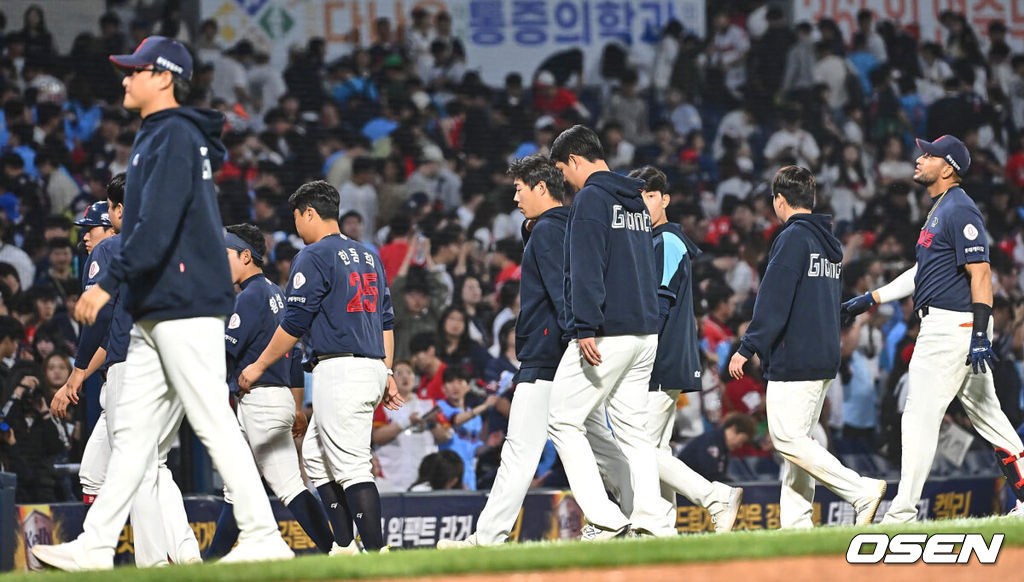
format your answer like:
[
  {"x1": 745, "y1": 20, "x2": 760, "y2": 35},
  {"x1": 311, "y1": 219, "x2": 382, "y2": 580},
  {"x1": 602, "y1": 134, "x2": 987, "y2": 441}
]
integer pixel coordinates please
[
  {"x1": 842, "y1": 136, "x2": 1024, "y2": 522},
  {"x1": 34, "y1": 37, "x2": 291, "y2": 570},
  {"x1": 239, "y1": 180, "x2": 403, "y2": 554},
  {"x1": 438, "y1": 154, "x2": 630, "y2": 548},
  {"x1": 729, "y1": 166, "x2": 886, "y2": 528},
  {"x1": 51, "y1": 176, "x2": 200, "y2": 567},
  {"x1": 204, "y1": 224, "x2": 335, "y2": 558},
  {"x1": 630, "y1": 166, "x2": 744, "y2": 533},
  {"x1": 546, "y1": 125, "x2": 674, "y2": 538}
]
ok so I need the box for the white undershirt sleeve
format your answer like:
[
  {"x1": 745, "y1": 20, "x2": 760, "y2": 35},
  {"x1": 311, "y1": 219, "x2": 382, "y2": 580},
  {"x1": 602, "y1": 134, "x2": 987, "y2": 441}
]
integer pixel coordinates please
[{"x1": 875, "y1": 263, "x2": 918, "y2": 304}]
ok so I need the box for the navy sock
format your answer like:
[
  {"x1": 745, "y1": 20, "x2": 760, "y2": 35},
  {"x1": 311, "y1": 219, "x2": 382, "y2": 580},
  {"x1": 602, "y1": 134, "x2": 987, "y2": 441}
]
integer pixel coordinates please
[
  {"x1": 204, "y1": 502, "x2": 239, "y2": 560},
  {"x1": 287, "y1": 490, "x2": 334, "y2": 553},
  {"x1": 344, "y1": 482, "x2": 384, "y2": 550},
  {"x1": 316, "y1": 482, "x2": 354, "y2": 546}
]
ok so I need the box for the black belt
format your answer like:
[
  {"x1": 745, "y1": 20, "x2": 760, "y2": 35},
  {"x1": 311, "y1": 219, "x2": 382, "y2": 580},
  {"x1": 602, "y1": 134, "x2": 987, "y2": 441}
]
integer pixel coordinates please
[
  {"x1": 304, "y1": 352, "x2": 377, "y2": 372},
  {"x1": 916, "y1": 305, "x2": 929, "y2": 319},
  {"x1": 249, "y1": 382, "x2": 284, "y2": 389}
]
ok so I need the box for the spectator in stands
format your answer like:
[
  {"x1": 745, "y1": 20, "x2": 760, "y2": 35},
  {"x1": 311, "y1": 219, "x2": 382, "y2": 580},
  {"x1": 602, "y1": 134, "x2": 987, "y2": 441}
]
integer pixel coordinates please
[
  {"x1": 436, "y1": 365, "x2": 498, "y2": 491},
  {"x1": 0, "y1": 217, "x2": 35, "y2": 289},
  {"x1": 408, "y1": 450, "x2": 464, "y2": 491},
  {"x1": 837, "y1": 317, "x2": 876, "y2": 453},
  {"x1": 763, "y1": 103, "x2": 820, "y2": 169},
  {"x1": 781, "y1": 22, "x2": 816, "y2": 99},
  {"x1": 20, "y1": 6, "x2": 54, "y2": 63},
  {"x1": 490, "y1": 280, "x2": 519, "y2": 354},
  {"x1": 3, "y1": 362, "x2": 69, "y2": 502},
  {"x1": 436, "y1": 306, "x2": 489, "y2": 377},
  {"x1": 600, "y1": 69, "x2": 649, "y2": 145},
  {"x1": 410, "y1": 332, "x2": 447, "y2": 402},
  {"x1": 34, "y1": 152, "x2": 80, "y2": 214},
  {"x1": 34, "y1": 238, "x2": 74, "y2": 301},
  {"x1": 677, "y1": 413, "x2": 757, "y2": 483},
  {"x1": 338, "y1": 156, "x2": 378, "y2": 239},
  {"x1": 702, "y1": 10, "x2": 750, "y2": 105},
  {"x1": 372, "y1": 360, "x2": 451, "y2": 493},
  {"x1": 532, "y1": 70, "x2": 589, "y2": 124}
]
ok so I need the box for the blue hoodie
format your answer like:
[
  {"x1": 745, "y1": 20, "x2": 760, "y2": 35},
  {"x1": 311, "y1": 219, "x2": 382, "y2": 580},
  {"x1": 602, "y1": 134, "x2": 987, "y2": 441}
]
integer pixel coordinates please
[
  {"x1": 516, "y1": 206, "x2": 569, "y2": 383},
  {"x1": 563, "y1": 171, "x2": 660, "y2": 340},
  {"x1": 651, "y1": 223, "x2": 703, "y2": 392},
  {"x1": 97, "y1": 107, "x2": 234, "y2": 322},
  {"x1": 738, "y1": 213, "x2": 844, "y2": 381}
]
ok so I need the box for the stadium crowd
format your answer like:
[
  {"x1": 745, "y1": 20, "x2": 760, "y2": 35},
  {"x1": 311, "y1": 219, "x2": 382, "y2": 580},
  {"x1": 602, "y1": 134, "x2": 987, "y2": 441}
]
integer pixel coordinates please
[{"x1": 0, "y1": 1, "x2": 1022, "y2": 502}]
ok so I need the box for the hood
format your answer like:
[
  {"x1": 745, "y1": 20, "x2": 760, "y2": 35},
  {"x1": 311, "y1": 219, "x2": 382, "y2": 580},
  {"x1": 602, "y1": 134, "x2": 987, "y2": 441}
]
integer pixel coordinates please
[
  {"x1": 584, "y1": 171, "x2": 647, "y2": 213},
  {"x1": 146, "y1": 107, "x2": 227, "y2": 171},
  {"x1": 521, "y1": 205, "x2": 568, "y2": 245},
  {"x1": 786, "y1": 213, "x2": 843, "y2": 262}
]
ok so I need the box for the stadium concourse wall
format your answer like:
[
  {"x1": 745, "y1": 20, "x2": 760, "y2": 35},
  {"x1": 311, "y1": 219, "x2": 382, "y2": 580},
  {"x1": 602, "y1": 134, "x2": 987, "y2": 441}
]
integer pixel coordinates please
[{"x1": 0, "y1": 473, "x2": 1002, "y2": 571}]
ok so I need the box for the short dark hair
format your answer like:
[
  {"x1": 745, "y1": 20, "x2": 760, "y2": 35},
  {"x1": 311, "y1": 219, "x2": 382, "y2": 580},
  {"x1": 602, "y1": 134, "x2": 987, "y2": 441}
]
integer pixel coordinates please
[
  {"x1": 352, "y1": 156, "x2": 376, "y2": 175},
  {"x1": 722, "y1": 412, "x2": 757, "y2": 439},
  {"x1": 441, "y1": 365, "x2": 468, "y2": 384},
  {"x1": 340, "y1": 210, "x2": 363, "y2": 224},
  {"x1": 48, "y1": 237, "x2": 73, "y2": 253},
  {"x1": 550, "y1": 124, "x2": 605, "y2": 164},
  {"x1": 225, "y1": 223, "x2": 266, "y2": 268},
  {"x1": 172, "y1": 75, "x2": 191, "y2": 105},
  {"x1": 106, "y1": 173, "x2": 126, "y2": 207},
  {"x1": 498, "y1": 280, "x2": 520, "y2": 309},
  {"x1": 288, "y1": 180, "x2": 340, "y2": 221},
  {"x1": 0, "y1": 315, "x2": 24, "y2": 342},
  {"x1": 0, "y1": 263, "x2": 20, "y2": 285},
  {"x1": 44, "y1": 215, "x2": 72, "y2": 231},
  {"x1": 506, "y1": 155, "x2": 565, "y2": 202},
  {"x1": 628, "y1": 165, "x2": 669, "y2": 194},
  {"x1": 409, "y1": 332, "x2": 439, "y2": 356},
  {"x1": 772, "y1": 165, "x2": 816, "y2": 210}
]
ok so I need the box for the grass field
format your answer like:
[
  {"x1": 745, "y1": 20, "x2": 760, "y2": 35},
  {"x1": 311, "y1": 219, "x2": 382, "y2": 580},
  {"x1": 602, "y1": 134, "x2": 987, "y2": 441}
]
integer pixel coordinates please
[{"x1": 4, "y1": 517, "x2": 1020, "y2": 582}]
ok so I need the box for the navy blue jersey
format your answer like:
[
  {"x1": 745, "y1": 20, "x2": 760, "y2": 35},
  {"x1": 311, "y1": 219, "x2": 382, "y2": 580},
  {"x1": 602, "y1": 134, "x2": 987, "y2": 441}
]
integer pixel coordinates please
[
  {"x1": 651, "y1": 223, "x2": 702, "y2": 392},
  {"x1": 281, "y1": 234, "x2": 394, "y2": 358},
  {"x1": 912, "y1": 187, "x2": 989, "y2": 312},
  {"x1": 95, "y1": 235, "x2": 132, "y2": 365},
  {"x1": 75, "y1": 237, "x2": 114, "y2": 372},
  {"x1": 225, "y1": 274, "x2": 297, "y2": 392}
]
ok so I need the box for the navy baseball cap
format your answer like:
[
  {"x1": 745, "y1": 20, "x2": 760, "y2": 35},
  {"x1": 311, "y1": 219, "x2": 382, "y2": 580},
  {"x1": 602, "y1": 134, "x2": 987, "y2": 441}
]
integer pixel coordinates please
[
  {"x1": 916, "y1": 135, "x2": 970, "y2": 176},
  {"x1": 74, "y1": 201, "x2": 112, "y2": 228},
  {"x1": 110, "y1": 36, "x2": 193, "y2": 81}
]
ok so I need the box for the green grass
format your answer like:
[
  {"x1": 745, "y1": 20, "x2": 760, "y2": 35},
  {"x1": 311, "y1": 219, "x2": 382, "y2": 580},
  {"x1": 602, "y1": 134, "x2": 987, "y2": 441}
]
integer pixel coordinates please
[{"x1": 6, "y1": 517, "x2": 1023, "y2": 582}]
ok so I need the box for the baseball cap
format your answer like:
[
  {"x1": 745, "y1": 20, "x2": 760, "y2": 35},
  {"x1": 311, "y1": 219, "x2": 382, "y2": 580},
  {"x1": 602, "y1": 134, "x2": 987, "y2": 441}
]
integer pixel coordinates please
[
  {"x1": 916, "y1": 135, "x2": 970, "y2": 176},
  {"x1": 110, "y1": 36, "x2": 193, "y2": 81},
  {"x1": 74, "y1": 201, "x2": 112, "y2": 228}
]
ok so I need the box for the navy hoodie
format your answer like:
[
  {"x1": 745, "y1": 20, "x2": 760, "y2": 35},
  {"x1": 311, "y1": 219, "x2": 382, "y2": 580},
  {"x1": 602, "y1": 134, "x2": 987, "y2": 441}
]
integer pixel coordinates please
[
  {"x1": 738, "y1": 213, "x2": 843, "y2": 381},
  {"x1": 651, "y1": 223, "x2": 703, "y2": 392},
  {"x1": 97, "y1": 107, "x2": 234, "y2": 321},
  {"x1": 563, "y1": 172, "x2": 660, "y2": 340},
  {"x1": 516, "y1": 206, "x2": 569, "y2": 382}
]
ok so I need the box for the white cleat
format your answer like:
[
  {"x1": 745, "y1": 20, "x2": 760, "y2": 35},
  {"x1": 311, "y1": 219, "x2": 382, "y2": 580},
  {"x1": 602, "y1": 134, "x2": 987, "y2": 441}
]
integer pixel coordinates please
[
  {"x1": 580, "y1": 523, "x2": 630, "y2": 541},
  {"x1": 854, "y1": 479, "x2": 888, "y2": 526},
  {"x1": 1006, "y1": 500, "x2": 1024, "y2": 517},
  {"x1": 218, "y1": 537, "x2": 294, "y2": 564},
  {"x1": 437, "y1": 533, "x2": 478, "y2": 549},
  {"x1": 31, "y1": 541, "x2": 111, "y2": 571},
  {"x1": 329, "y1": 541, "x2": 360, "y2": 556},
  {"x1": 710, "y1": 486, "x2": 744, "y2": 533}
]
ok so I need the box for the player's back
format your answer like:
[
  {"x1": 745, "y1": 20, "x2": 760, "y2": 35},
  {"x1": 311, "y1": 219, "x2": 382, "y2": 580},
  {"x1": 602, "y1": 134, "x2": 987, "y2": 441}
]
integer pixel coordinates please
[{"x1": 284, "y1": 234, "x2": 393, "y2": 359}]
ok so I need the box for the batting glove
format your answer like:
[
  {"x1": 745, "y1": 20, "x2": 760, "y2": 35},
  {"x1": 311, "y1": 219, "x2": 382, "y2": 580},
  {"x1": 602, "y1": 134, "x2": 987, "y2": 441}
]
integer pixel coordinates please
[
  {"x1": 840, "y1": 293, "x2": 875, "y2": 327},
  {"x1": 966, "y1": 332, "x2": 999, "y2": 374}
]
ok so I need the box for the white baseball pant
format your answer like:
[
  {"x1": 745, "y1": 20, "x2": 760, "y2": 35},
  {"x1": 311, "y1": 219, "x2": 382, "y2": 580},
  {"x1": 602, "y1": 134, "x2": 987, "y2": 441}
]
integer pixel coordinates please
[
  {"x1": 76, "y1": 363, "x2": 199, "y2": 566},
  {"x1": 767, "y1": 379, "x2": 876, "y2": 528},
  {"x1": 305, "y1": 357, "x2": 386, "y2": 488},
  {"x1": 597, "y1": 390, "x2": 736, "y2": 533},
  {"x1": 77, "y1": 318, "x2": 280, "y2": 565},
  {"x1": 225, "y1": 386, "x2": 306, "y2": 506},
  {"x1": 472, "y1": 380, "x2": 630, "y2": 545},
  {"x1": 547, "y1": 335, "x2": 674, "y2": 536},
  {"x1": 883, "y1": 308, "x2": 1024, "y2": 523}
]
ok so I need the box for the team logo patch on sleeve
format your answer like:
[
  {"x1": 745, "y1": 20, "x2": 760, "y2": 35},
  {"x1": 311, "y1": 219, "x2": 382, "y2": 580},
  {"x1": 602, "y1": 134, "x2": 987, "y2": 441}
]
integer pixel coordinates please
[
  {"x1": 963, "y1": 224, "x2": 979, "y2": 240},
  {"x1": 228, "y1": 313, "x2": 241, "y2": 329},
  {"x1": 293, "y1": 272, "x2": 306, "y2": 289},
  {"x1": 88, "y1": 261, "x2": 100, "y2": 279}
]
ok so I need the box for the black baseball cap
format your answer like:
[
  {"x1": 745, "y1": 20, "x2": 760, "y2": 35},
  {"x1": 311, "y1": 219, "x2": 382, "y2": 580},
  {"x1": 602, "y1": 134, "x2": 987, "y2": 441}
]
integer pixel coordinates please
[
  {"x1": 916, "y1": 135, "x2": 970, "y2": 176},
  {"x1": 110, "y1": 36, "x2": 193, "y2": 81},
  {"x1": 74, "y1": 201, "x2": 112, "y2": 228}
]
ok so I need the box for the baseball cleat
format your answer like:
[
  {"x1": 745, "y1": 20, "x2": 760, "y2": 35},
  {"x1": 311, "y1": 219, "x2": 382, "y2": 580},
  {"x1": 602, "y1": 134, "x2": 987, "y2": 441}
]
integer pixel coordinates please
[
  {"x1": 218, "y1": 537, "x2": 294, "y2": 564},
  {"x1": 329, "y1": 541, "x2": 359, "y2": 556},
  {"x1": 437, "y1": 533, "x2": 478, "y2": 549},
  {"x1": 1006, "y1": 500, "x2": 1024, "y2": 517},
  {"x1": 31, "y1": 541, "x2": 111, "y2": 571},
  {"x1": 854, "y1": 479, "x2": 887, "y2": 526},
  {"x1": 580, "y1": 523, "x2": 630, "y2": 541},
  {"x1": 711, "y1": 486, "x2": 744, "y2": 533}
]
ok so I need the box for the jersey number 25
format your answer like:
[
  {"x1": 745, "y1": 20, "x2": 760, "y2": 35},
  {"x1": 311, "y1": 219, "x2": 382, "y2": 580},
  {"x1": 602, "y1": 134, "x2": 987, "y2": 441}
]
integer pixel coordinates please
[{"x1": 347, "y1": 272, "x2": 378, "y2": 313}]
